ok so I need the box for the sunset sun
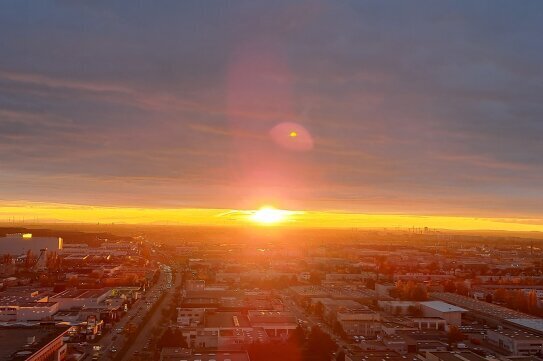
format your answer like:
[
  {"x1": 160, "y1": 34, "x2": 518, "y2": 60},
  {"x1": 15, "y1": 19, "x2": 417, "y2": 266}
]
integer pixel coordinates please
[{"x1": 250, "y1": 206, "x2": 290, "y2": 225}]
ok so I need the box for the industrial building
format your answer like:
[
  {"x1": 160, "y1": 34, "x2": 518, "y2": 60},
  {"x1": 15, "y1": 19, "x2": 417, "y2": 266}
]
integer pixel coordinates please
[
  {"x1": 0, "y1": 233, "x2": 63, "y2": 256},
  {"x1": 420, "y1": 301, "x2": 467, "y2": 327}
]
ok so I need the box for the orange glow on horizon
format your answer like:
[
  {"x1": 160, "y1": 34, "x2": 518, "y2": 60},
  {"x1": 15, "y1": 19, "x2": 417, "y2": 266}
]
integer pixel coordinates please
[{"x1": 0, "y1": 202, "x2": 543, "y2": 232}]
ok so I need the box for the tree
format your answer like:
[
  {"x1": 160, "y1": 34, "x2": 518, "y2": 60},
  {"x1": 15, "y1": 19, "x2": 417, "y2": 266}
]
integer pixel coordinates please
[
  {"x1": 313, "y1": 301, "x2": 324, "y2": 317},
  {"x1": 333, "y1": 321, "x2": 347, "y2": 339},
  {"x1": 365, "y1": 278, "x2": 376, "y2": 290},
  {"x1": 447, "y1": 326, "x2": 465, "y2": 346},
  {"x1": 25, "y1": 250, "x2": 35, "y2": 269},
  {"x1": 288, "y1": 325, "x2": 306, "y2": 344},
  {"x1": 305, "y1": 326, "x2": 337, "y2": 361},
  {"x1": 393, "y1": 281, "x2": 428, "y2": 301},
  {"x1": 158, "y1": 328, "x2": 188, "y2": 348}
]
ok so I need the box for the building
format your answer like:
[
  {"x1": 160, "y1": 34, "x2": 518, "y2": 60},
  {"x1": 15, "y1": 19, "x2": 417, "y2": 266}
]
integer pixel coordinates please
[
  {"x1": 411, "y1": 317, "x2": 447, "y2": 331},
  {"x1": 0, "y1": 233, "x2": 63, "y2": 256},
  {"x1": 431, "y1": 293, "x2": 538, "y2": 327},
  {"x1": 336, "y1": 308, "x2": 381, "y2": 337},
  {"x1": 0, "y1": 302, "x2": 59, "y2": 322},
  {"x1": 378, "y1": 301, "x2": 418, "y2": 315},
  {"x1": 247, "y1": 310, "x2": 298, "y2": 338},
  {"x1": 0, "y1": 288, "x2": 59, "y2": 322},
  {"x1": 181, "y1": 311, "x2": 252, "y2": 349},
  {"x1": 50, "y1": 288, "x2": 112, "y2": 311},
  {"x1": 420, "y1": 301, "x2": 467, "y2": 327},
  {"x1": 0, "y1": 325, "x2": 70, "y2": 361},
  {"x1": 177, "y1": 308, "x2": 205, "y2": 326},
  {"x1": 185, "y1": 280, "x2": 206, "y2": 292},
  {"x1": 487, "y1": 328, "x2": 543, "y2": 356}
]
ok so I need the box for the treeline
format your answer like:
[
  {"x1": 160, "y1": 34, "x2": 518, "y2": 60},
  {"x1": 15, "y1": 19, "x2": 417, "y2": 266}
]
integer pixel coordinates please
[
  {"x1": 390, "y1": 280, "x2": 428, "y2": 301},
  {"x1": 493, "y1": 289, "x2": 542, "y2": 316}
]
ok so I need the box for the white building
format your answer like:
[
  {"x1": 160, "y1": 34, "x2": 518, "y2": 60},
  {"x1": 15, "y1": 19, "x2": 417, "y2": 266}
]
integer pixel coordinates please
[
  {"x1": 487, "y1": 328, "x2": 543, "y2": 356},
  {"x1": 50, "y1": 288, "x2": 112, "y2": 311},
  {"x1": 177, "y1": 308, "x2": 205, "y2": 326},
  {"x1": 247, "y1": 310, "x2": 298, "y2": 339},
  {"x1": 419, "y1": 301, "x2": 467, "y2": 327},
  {"x1": 0, "y1": 302, "x2": 59, "y2": 322},
  {"x1": 337, "y1": 308, "x2": 381, "y2": 337},
  {"x1": 0, "y1": 233, "x2": 63, "y2": 256}
]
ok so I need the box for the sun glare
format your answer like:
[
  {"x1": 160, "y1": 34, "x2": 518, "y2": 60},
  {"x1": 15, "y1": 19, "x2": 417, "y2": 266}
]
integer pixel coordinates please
[{"x1": 250, "y1": 207, "x2": 289, "y2": 224}]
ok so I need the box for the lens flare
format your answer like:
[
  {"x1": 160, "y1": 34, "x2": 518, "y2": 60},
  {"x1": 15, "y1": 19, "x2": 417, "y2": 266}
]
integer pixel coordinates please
[{"x1": 270, "y1": 122, "x2": 314, "y2": 151}]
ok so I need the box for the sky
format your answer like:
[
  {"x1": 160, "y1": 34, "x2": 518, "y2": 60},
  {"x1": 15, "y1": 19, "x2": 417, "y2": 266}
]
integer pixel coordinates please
[{"x1": 1, "y1": 1, "x2": 543, "y2": 229}]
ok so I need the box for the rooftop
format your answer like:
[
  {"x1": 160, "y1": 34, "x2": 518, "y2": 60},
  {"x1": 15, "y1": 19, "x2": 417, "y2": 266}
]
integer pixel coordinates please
[
  {"x1": 426, "y1": 351, "x2": 488, "y2": 361},
  {"x1": 204, "y1": 312, "x2": 251, "y2": 328},
  {"x1": 488, "y1": 328, "x2": 543, "y2": 340},
  {"x1": 432, "y1": 293, "x2": 538, "y2": 321},
  {"x1": 506, "y1": 318, "x2": 543, "y2": 335},
  {"x1": 247, "y1": 310, "x2": 297, "y2": 325},
  {"x1": 0, "y1": 326, "x2": 69, "y2": 361},
  {"x1": 51, "y1": 288, "x2": 110, "y2": 300},
  {"x1": 420, "y1": 301, "x2": 467, "y2": 313}
]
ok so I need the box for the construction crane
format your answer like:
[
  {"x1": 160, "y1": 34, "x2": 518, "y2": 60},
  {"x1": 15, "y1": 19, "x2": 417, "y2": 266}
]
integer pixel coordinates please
[{"x1": 33, "y1": 248, "x2": 48, "y2": 272}]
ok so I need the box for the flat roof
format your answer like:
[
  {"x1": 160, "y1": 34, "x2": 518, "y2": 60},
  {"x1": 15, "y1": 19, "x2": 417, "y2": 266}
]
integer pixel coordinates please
[
  {"x1": 420, "y1": 301, "x2": 467, "y2": 313},
  {"x1": 204, "y1": 312, "x2": 251, "y2": 328},
  {"x1": 51, "y1": 288, "x2": 110, "y2": 299},
  {"x1": 0, "y1": 326, "x2": 69, "y2": 360},
  {"x1": 507, "y1": 318, "x2": 543, "y2": 334},
  {"x1": 247, "y1": 310, "x2": 297, "y2": 325},
  {"x1": 488, "y1": 328, "x2": 543, "y2": 340},
  {"x1": 427, "y1": 351, "x2": 487, "y2": 361},
  {"x1": 432, "y1": 293, "x2": 537, "y2": 321}
]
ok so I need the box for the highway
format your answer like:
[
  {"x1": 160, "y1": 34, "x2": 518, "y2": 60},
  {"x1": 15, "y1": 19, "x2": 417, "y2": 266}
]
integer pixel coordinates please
[
  {"x1": 120, "y1": 267, "x2": 182, "y2": 361},
  {"x1": 82, "y1": 265, "x2": 173, "y2": 361}
]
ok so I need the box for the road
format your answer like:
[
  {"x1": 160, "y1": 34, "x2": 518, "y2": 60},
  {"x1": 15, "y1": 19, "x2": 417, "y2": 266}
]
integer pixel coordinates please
[
  {"x1": 279, "y1": 291, "x2": 350, "y2": 351},
  {"x1": 83, "y1": 265, "x2": 173, "y2": 360},
  {"x1": 120, "y1": 267, "x2": 182, "y2": 361}
]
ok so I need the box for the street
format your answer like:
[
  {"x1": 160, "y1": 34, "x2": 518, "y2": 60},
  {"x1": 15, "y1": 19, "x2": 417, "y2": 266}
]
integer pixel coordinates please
[
  {"x1": 82, "y1": 265, "x2": 173, "y2": 360},
  {"x1": 120, "y1": 267, "x2": 182, "y2": 361}
]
